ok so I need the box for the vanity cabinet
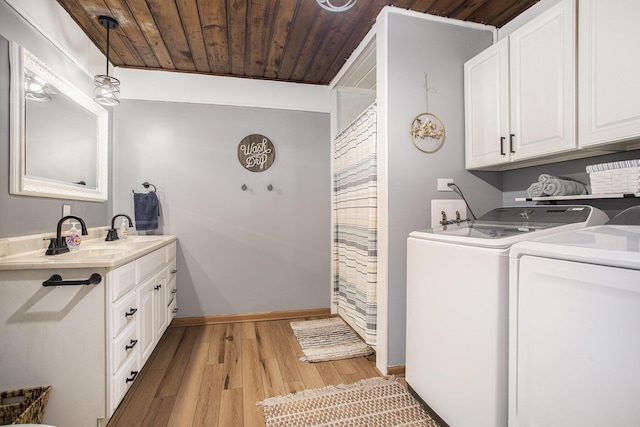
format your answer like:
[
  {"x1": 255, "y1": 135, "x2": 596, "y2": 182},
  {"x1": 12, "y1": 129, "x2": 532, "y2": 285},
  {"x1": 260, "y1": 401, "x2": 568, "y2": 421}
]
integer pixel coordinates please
[
  {"x1": 465, "y1": 0, "x2": 576, "y2": 170},
  {"x1": 0, "y1": 236, "x2": 177, "y2": 427},
  {"x1": 578, "y1": 0, "x2": 640, "y2": 148}
]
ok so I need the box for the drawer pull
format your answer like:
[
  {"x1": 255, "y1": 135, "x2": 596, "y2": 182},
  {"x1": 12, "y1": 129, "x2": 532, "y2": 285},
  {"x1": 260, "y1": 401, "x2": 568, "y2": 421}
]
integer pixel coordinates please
[
  {"x1": 125, "y1": 370, "x2": 139, "y2": 384},
  {"x1": 500, "y1": 136, "x2": 506, "y2": 156},
  {"x1": 171, "y1": 288, "x2": 177, "y2": 294},
  {"x1": 171, "y1": 269, "x2": 177, "y2": 274},
  {"x1": 154, "y1": 284, "x2": 162, "y2": 291},
  {"x1": 173, "y1": 307, "x2": 179, "y2": 313},
  {"x1": 125, "y1": 339, "x2": 138, "y2": 350},
  {"x1": 125, "y1": 308, "x2": 138, "y2": 317},
  {"x1": 509, "y1": 134, "x2": 516, "y2": 153}
]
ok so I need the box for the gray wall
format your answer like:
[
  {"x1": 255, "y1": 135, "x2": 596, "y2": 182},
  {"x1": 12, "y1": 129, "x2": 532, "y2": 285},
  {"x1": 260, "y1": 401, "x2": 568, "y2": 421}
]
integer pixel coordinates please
[
  {"x1": 384, "y1": 13, "x2": 501, "y2": 366},
  {"x1": 0, "y1": 2, "x2": 110, "y2": 238},
  {"x1": 502, "y1": 149, "x2": 640, "y2": 218},
  {"x1": 112, "y1": 100, "x2": 331, "y2": 317}
]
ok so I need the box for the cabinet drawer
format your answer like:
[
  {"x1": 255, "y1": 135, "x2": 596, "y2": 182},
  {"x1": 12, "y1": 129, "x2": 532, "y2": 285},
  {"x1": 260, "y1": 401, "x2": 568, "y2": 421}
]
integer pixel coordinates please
[
  {"x1": 111, "y1": 290, "x2": 138, "y2": 339},
  {"x1": 110, "y1": 261, "x2": 137, "y2": 302},
  {"x1": 166, "y1": 242, "x2": 176, "y2": 262},
  {"x1": 110, "y1": 352, "x2": 140, "y2": 416},
  {"x1": 137, "y1": 248, "x2": 166, "y2": 282},
  {"x1": 111, "y1": 322, "x2": 139, "y2": 374}
]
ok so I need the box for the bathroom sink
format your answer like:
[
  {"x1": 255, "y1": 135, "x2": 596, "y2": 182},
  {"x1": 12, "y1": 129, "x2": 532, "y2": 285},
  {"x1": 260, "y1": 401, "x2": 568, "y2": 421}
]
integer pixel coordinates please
[{"x1": 56, "y1": 247, "x2": 133, "y2": 259}]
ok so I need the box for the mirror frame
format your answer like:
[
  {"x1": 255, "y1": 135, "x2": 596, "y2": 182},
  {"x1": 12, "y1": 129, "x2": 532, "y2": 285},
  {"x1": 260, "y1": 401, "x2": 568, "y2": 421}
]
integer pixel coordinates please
[{"x1": 9, "y1": 42, "x2": 109, "y2": 202}]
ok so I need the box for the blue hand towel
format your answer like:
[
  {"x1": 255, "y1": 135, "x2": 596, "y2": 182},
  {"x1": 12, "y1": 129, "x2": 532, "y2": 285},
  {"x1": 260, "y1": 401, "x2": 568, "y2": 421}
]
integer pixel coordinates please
[{"x1": 133, "y1": 192, "x2": 160, "y2": 231}]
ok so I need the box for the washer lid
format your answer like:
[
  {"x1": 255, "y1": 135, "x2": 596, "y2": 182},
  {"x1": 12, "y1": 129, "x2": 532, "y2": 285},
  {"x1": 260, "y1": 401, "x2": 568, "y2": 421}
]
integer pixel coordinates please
[
  {"x1": 510, "y1": 225, "x2": 640, "y2": 270},
  {"x1": 409, "y1": 206, "x2": 602, "y2": 249}
]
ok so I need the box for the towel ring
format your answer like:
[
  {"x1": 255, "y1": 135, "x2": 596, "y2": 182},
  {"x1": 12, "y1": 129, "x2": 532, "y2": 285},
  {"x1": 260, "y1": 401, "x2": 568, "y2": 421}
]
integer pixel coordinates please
[{"x1": 132, "y1": 182, "x2": 157, "y2": 194}]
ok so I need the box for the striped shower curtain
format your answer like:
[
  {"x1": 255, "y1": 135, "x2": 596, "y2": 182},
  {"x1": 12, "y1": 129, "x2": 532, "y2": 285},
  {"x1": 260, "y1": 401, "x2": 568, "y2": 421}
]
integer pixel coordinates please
[{"x1": 333, "y1": 103, "x2": 378, "y2": 347}]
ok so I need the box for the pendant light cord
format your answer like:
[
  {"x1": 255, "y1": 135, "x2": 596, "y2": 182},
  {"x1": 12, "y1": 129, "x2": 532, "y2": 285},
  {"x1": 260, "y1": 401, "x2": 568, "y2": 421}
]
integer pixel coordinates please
[{"x1": 105, "y1": 24, "x2": 110, "y2": 76}]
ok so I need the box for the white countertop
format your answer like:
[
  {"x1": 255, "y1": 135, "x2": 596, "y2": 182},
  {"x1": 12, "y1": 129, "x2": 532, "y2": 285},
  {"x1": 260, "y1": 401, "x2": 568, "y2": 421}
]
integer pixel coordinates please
[{"x1": 0, "y1": 231, "x2": 176, "y2": 271}]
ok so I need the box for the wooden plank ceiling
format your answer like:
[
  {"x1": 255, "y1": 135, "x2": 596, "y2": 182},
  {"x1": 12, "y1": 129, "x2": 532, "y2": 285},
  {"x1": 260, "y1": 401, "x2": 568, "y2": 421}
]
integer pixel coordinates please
[{"x1": 56, "y1": 0, "x2": 539, "y2": 85}]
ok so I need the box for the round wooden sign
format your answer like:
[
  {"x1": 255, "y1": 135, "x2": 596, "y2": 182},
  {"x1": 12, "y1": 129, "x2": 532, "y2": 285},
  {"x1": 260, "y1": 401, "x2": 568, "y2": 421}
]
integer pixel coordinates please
[{"x1": 237, "y1": 134, "x2": 276, "y2": 172}]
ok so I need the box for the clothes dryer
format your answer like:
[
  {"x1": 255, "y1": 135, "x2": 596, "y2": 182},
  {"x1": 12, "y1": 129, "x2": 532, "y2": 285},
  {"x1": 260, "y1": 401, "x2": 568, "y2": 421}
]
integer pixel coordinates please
[
  {"x1": 508, "y1": 206, "x2": 640, "y2": 427},
  {"x1": 406, "y1": 205, "x2": 608, "y2": 427}
]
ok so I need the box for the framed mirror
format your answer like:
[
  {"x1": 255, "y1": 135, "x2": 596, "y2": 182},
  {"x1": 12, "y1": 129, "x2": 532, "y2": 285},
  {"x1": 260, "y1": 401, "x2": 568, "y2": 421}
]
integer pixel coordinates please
[{"x1": 9, "y1": 42, "x2": 108, "y2": 202}]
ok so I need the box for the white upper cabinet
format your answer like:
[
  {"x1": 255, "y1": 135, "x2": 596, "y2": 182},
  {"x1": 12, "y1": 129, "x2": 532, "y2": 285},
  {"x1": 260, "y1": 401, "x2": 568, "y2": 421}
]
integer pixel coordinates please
[
  {"x1": 465, "y1": 0, "x2": 577, "y2": 170},
  {"x1": 578, "y1": 0, "x2": 640, "y2": 148},
  {"x1": 464, "y1": 38, "x2": 510, "y2": 169}
]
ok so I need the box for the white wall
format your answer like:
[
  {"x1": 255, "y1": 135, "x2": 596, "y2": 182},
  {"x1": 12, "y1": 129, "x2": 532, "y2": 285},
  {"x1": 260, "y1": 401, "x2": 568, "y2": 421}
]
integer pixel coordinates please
[{"x1": 112, "y1": 100, "x2": 332, "y2": 317}]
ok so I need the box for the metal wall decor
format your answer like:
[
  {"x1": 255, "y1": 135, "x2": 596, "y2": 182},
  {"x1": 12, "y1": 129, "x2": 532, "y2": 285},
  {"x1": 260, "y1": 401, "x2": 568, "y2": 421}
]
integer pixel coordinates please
[
  {"x1": 237, "y1": 134, "x2": 276, "y2": 172},
  {"x1": 410, "y1": 73, "x2": 446, "y2": 153}
]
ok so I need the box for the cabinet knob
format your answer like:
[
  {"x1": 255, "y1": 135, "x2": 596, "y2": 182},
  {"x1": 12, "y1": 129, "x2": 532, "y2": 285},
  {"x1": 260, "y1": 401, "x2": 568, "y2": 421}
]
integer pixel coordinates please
[
  {"x1": 171, "y1": 269, "x2": 177, "y2": 274},
  {"x1": 125, "y1": 370, "x2": 139, "y2": 384},
  {"x1": 171, "y1": 288, "x2": 177, "y2": 294},
  {"x1": 154, "y1": 284, "x2": 162, "y2": 291},
  {"x1": 510, "y1": 134, "x2": 516, "y2": 154},
  {"x1": 125, "y1": 308, "x2": 138, "y2": 317},
  {"x1": 125, "y1": 339, "x2": 138, "y2": 350},
  {"x1": 500, "y1": 136, "x2": 506, "y2": 156},
  {"x1": 173, "y1": 307, "x2": 179, "y2": 313}
]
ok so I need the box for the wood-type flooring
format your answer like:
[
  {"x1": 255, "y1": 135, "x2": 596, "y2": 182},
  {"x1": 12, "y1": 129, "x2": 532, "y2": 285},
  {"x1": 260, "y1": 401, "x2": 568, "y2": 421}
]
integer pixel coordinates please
[{"x1": 107, "y1": 318, "x2": 381, "y2": 427}]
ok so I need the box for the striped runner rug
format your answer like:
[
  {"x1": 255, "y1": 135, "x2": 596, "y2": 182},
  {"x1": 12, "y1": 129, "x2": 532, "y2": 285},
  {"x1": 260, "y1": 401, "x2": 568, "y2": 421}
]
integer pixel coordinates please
[
  {"x1": 290, "y1": 317, "x2": 373, "y2": 362},
  {"x1": 258, "y1": 377, "x2": 439, "y2": 427}
]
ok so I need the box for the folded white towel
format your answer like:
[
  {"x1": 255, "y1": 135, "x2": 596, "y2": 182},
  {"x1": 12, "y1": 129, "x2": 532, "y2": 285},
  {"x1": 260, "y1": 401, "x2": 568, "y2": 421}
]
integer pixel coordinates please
[
  {"x1": 527, "y1": 182, "x2": 544, "y2": 197},
  {"x1": 538, "y1": 173, "x2": 554, "y2": 183},
  {"x1": 543, "y1": 178, "x2": 588, "y2": 196}
]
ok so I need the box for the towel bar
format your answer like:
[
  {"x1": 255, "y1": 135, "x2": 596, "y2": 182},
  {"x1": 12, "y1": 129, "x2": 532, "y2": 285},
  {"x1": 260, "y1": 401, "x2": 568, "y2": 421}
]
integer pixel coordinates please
[{"x1": 42, "y1": 273, "x2": 102, "y2": 287}]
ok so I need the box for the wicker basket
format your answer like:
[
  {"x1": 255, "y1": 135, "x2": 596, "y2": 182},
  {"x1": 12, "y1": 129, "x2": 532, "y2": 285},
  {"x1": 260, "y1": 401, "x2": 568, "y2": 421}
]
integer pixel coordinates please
[
  {"x1": 588, "y1": 167, "x2": 640, "y2": 194},
  {"x1": 0, "y1": 386, "x2": 51, "y2": 425}
]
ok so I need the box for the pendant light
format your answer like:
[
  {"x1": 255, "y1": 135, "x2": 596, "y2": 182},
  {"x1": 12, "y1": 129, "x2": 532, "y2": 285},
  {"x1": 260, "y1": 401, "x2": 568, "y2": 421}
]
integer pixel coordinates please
[
  {"x1": 94, "y1": 15, "x2": 120, "y2": 106},
  {"x1": 316, "y1": 0, "x2": 356, "y2": 12}
]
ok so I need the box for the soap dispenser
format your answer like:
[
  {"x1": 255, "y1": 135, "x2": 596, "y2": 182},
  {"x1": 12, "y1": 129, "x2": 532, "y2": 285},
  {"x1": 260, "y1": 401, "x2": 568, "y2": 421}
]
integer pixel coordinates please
[
  {"x1": 66, "y1": 221, "x2": 82, "y2": 251},
  {"x1": 118, "y1": 218, "x2": 129, "y2": 240}
]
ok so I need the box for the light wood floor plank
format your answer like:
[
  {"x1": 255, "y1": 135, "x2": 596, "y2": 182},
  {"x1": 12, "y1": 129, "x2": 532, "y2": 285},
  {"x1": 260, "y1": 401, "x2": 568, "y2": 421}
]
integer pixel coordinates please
[
  {"x1": 222, "y1": 323, "x2": 243, "y2": 389},
  {"x1": 141, "y1": 395, "x2": 175, "y2": 427},
  {"x1": 219, "y1": 388, "x2": 243, "y2": 427},
  {"x1": 156, "y1": 326, "x2": 199, "y2": 397},
  {"x1": 166, "y1": 341, "x2": 209, "y2": 426},
  {"x1": 192, "y1": 363, "x2": 224, "y2": 427},
  {"x1": 205, "y1": 324, "x2": 227, "y2": 365},
  {"x1": 260, "y1": 358, "x2": 285, "y2": 398},
  {"x1": 241, "y1": 337, "x2": 266, "y2": 427},
  {"x1": 148, "y1": 326, "x2": 185, "y2": 370}
]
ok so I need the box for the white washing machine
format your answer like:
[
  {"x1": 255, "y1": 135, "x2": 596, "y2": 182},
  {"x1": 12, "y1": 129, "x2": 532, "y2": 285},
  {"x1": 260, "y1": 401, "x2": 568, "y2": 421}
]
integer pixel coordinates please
[
  {"x1": 508, "y1": 206, "x2": 640, "y2": 427},
  {"x1": 406, "y1": 205, "x2": 608, "y2": 427}
]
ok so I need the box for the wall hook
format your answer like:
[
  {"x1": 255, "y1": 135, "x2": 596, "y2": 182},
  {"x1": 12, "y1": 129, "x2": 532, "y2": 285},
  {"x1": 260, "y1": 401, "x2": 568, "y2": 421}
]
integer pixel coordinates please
[
  {"x1": 267, "y1": 184, "x2": 273, "y2": 191},
  {"x1": 241, "y1": 184, "x2": 247, "y2": 191}
]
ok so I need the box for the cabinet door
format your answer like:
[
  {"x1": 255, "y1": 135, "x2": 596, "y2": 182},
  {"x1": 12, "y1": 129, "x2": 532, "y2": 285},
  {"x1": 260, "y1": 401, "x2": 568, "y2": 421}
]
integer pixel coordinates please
[
  {"x1": 579, "y1": 0, "x2": 640, "y2": 147},
  {"x1": 137, "y1": 277, "x2": 156, "y2": 365},
  {"x1": 509, "y1": 0, "x2": 576, "y2": 159},
  {"x1": 464, "y1": 38, "x2": 510, "y2": 169}
]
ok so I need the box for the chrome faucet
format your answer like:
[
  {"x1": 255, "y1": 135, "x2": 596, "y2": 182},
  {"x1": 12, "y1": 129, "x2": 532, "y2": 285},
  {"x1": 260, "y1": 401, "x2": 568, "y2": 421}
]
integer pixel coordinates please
[
  {"x1": 45, "y1": 215, "x2": 88, "y2": 255},
  {"x1": 105, "y1": 214, "x2": 133, "y2": 241}
]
